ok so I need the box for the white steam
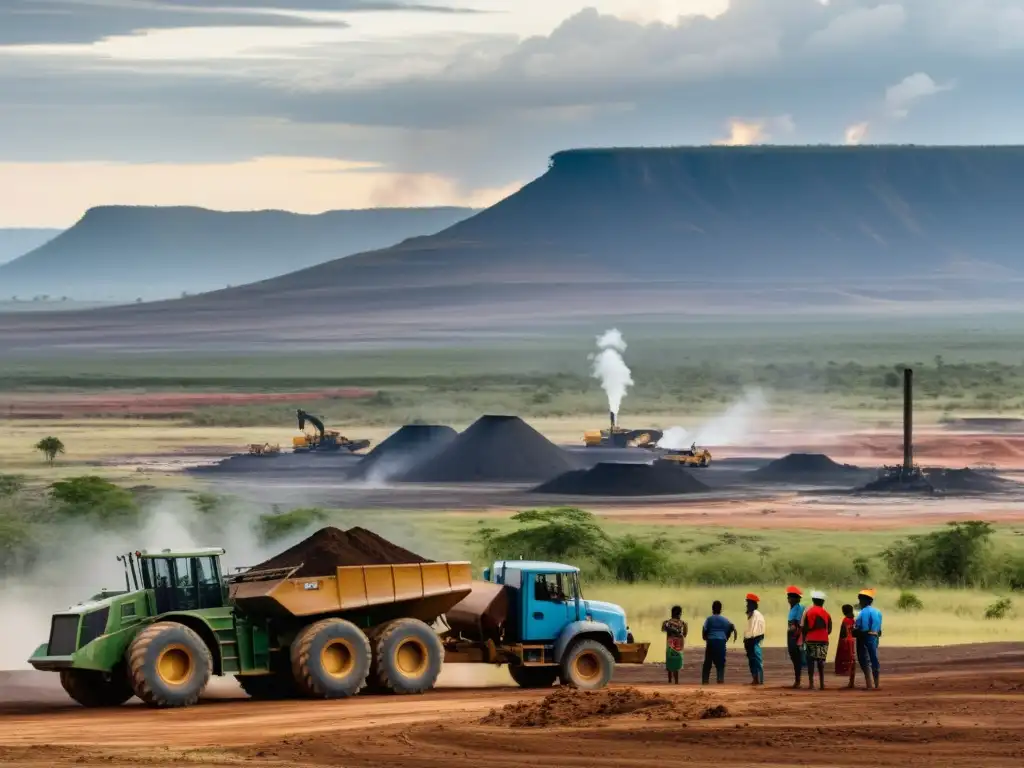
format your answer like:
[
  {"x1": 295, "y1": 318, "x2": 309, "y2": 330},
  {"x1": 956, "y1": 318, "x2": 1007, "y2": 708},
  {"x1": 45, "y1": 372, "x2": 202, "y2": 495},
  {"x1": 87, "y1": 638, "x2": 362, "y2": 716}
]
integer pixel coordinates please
[
  {"x1": 589, "y1": 328, "x2": 633, "y2": 417},
  {"x1": 657, "y1": 388, "x2": 768, "y2": 449}
]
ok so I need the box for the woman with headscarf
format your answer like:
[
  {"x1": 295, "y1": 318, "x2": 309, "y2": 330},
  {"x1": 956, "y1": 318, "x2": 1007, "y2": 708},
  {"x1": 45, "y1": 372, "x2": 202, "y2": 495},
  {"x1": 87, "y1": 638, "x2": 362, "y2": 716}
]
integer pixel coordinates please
[
  {"x1": 801, "y1": 590, "x2": 832, "y2": 690},
  {"x1": 661, "y1": 605, "x2": 688, "y2": 684},
  {"x1": 834, "y1": 604, "x2": 857, "y2": 687}
]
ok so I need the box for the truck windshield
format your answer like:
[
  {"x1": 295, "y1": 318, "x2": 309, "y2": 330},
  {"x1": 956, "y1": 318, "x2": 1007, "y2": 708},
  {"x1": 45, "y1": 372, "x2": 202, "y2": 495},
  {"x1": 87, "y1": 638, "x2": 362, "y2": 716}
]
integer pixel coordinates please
[{"x1": 141, "y1": 556, "x2": 224, "y2": 612}]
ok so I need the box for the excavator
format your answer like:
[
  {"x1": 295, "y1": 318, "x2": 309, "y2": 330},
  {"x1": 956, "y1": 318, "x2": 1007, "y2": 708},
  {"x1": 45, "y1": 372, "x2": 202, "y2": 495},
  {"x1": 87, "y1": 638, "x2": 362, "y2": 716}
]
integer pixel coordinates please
[
  {"x1": 583, "y1": 412, "x2": 663, "y2": 449},
  {"x1": 293, "y1": 409, "x2": 371, "y2": 453}
]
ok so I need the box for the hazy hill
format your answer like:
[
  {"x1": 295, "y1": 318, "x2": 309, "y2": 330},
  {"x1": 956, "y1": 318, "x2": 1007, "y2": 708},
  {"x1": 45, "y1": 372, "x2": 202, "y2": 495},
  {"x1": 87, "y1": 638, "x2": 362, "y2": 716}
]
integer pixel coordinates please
[
  {"x1": 0, "y1": 229, "x2": 60, "y2": 267},
  {"x1": 3, "y1": 145, "x2": 1024, "y2": 351},
  {"x1": 0, "y1": 205, "x2": 477, "y2": 301}
]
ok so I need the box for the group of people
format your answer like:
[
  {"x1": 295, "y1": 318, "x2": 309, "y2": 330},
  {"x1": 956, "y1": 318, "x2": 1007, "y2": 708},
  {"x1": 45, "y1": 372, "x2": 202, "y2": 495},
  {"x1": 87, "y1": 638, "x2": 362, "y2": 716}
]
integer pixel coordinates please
[{"x1": 660, "y1": 587, "x2": 883, "y2": 690}]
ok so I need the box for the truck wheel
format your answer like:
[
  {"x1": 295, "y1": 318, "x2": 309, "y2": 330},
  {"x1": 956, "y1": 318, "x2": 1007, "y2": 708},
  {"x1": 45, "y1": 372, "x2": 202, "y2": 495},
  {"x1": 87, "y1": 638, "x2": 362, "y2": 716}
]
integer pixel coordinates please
[
  {"x1": 59, "y1": 667, "x2": 134, "y2": 707},
  {"x1": 509, "y1": 665, "x2": 559, "y2": 689},
  {"x1": 560, "y1": 639, "x2": 614, "y2": 690},
  {"x1": 370, "y1": 618, "x2": 443, "y2": 695},
  {"x1": 127, "y1": 622, "x2": 212, "y2": 708},
  {"x1": 291, "y1": 618, "x2": 371, "y2": 698}
]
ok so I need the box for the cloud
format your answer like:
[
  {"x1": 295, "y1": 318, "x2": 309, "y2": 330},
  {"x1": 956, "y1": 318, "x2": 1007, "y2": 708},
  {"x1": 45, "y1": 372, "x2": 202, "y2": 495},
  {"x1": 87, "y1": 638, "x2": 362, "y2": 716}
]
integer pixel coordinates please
[
  {"x1": 844, "y1": 121, "x2": 870, "y2": 145},
  {"x1": 0, "y1": 156, "x2": 522, "y2": 227},
  {"x1": 713, "y1": 114, "x2": 794, "y2": 146},
  {"x1": 885, "y1": 72, "x2": 956, "y2": 118}
]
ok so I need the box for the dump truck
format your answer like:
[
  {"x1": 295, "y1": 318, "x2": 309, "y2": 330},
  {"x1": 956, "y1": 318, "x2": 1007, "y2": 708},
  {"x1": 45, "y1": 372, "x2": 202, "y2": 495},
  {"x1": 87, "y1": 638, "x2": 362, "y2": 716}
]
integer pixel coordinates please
[
  {"x1": 656, "y1": 443, "x2": 712, "y2": 468},
  {"x1": 248, "y1": 442, "x2": 281, "y2": 456},
  {"x1": 584, "y1": 412, "x2": 663, "y2": 449},
  {"x1": 294, "y1": 409, "x2": 370, "y2": 453},
  {"x1": 28, "y1": 549, "x2": 648, "y2": 708}
]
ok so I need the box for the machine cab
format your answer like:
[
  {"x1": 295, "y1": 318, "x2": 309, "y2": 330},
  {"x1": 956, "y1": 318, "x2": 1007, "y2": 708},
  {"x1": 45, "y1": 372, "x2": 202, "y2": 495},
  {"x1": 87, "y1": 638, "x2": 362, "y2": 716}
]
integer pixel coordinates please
[
  {"x1": 135, "y1": 548, "x2": 227, "y2": 614},
  {"x1": 487, "y1": 561, "x2": 584, "y2": 643}
]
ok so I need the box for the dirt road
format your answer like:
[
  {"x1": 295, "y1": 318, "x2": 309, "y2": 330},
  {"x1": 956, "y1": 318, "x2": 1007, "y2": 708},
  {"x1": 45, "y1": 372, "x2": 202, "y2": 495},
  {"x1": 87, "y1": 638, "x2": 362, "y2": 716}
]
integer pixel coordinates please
[{"x1": 1, "y1": 645, "x2": 1021, "y2": 767}]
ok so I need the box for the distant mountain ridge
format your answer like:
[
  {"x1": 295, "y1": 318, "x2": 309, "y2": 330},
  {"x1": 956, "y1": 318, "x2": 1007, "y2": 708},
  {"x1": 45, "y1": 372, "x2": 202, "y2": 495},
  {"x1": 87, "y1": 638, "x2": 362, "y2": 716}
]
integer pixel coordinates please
[
  {"x1": 2, "y1": 145, "x2": 1024, "y2": 352},
  {"x1": 0, "y1": 229, "x2": 61, "y2": 267},
  {"x1": 0, "y1": 205, "x2": 477, "y2": 301}
]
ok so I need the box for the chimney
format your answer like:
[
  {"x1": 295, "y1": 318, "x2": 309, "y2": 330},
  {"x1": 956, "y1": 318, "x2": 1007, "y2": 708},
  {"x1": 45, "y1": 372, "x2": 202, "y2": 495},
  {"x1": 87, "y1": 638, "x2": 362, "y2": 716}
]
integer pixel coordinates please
[
  {"x1": 609, "y1": 411, "x2": 616, "y2": 431},
  {"x1": 902, "y1": 367, "x2": 913, "y2": 477}
]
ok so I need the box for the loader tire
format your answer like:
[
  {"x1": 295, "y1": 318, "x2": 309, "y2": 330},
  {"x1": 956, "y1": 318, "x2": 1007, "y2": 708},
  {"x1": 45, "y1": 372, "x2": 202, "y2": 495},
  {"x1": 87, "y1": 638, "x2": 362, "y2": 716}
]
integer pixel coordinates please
[
  {"x1": 291, "y1": 618, "x2": 371, "y2": 699},
  {"x1": 127, "y1": 621, "x2": 212, "y2": 708},
  {"x1": 59, "y1": 667, "x2": 134, "y2": 708},
  {"x1": 370, "y1": 618, "x2": 443, "y2": 695},
  {"x1": 559, "y1": 639, "x2": 614, "y2": 691},
  {"x1": 509, "y1": 665, "x2": 559, "y2": 689}
]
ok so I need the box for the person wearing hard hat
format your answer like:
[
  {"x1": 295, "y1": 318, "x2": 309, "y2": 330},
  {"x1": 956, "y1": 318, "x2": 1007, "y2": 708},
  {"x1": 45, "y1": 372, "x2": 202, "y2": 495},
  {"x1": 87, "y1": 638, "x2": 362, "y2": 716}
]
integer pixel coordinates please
[
  {"x1": 743, "y1": 593, "x2": 766, "y2": 686},
  {"x1": 785, "y1": 586, "x2": 806, "y2": 689},
  {"x1": 854, "y1": 588, "x2": 883, "y2": 690},
  {"x1": 801, "y1": 590, "x2": 833, "y2": 690}
]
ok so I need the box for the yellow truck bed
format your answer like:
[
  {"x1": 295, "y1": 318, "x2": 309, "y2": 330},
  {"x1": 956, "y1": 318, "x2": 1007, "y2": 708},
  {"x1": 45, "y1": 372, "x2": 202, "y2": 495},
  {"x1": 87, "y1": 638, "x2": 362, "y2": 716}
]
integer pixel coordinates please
[{"x1": 229, "y1": 562, "x2": 473, "y2": 621}]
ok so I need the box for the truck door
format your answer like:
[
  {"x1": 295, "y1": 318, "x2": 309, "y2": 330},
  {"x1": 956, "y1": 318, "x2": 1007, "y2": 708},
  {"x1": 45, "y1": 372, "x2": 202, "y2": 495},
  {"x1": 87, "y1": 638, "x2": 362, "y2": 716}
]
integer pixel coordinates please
[{"x1": 522, "y1": 572, "x2": 578, "y2": 642}]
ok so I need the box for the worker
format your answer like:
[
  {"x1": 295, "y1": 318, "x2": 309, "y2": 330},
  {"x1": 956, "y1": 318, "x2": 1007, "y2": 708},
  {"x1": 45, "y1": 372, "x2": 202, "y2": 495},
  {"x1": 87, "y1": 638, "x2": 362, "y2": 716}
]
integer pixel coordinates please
[
  {"x1": 661, "y1": 605, "x2": 688, "y2": 684},
  {"x1": 801, "y1": 590, "x2": 832, "y2": 690},
  {"x1": 742, "y1": 593, "x2": 766, "y2": 686},
  {"x1": 785, "y1": 586, "x2": 805, "y2": 689},
  {"x1": 834, "y1": 604, "x2": 857, "y2": 688},
  {"x1": 854, "y1": 588, "x2": 883, "y2": 690},
  {"x1": 701, "y1": 600, "x2": 737, "y2": 685}
]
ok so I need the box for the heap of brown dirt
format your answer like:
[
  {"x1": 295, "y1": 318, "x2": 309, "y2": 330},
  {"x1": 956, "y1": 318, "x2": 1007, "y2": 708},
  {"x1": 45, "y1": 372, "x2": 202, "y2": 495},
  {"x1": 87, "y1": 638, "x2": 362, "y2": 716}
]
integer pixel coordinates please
[
  {"x1": 249, "y1": 526, "x2": 428, "y2": 577},
  {"x1": 398, "y1": 414, "x2": 576, "y2": 483},
  {"x1": 532, "y1": 461, "x2": 709, "y2": 496},
  {"x1": 480, "y1": 687, "x2": 727, "y2": 728}
]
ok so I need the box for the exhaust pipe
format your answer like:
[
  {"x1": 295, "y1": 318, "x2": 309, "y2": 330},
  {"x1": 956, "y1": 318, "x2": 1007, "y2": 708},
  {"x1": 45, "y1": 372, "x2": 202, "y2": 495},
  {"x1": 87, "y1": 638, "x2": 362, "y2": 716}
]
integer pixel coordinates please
[
  {"x1": 902, "y1": 367, "x2": 913, "y2": 479},
  {"x1": 609, "y1": 411, "x2": 616, "y2": 432}
]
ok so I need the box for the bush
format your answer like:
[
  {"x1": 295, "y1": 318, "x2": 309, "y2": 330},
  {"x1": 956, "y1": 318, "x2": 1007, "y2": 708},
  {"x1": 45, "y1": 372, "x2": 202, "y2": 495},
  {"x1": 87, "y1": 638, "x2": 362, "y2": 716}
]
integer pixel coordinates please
[
  {"x1": 49, "y1": 476, "x2": 138, "y2": 525},
  {"x1": 190, "y1": 492, "x2": 227, "y2": 516},
  {"x1": 984, "y1": 597, "x2": 1013, "y2": 620},
  {"x1": 882, "y1": 521, "x2": 995, "y2": 587},
  {"x1": 256, "y1": 507, "x2": 329, "y2": 543},
  {"x1": 599, "y1": 536, "x2": 670, "y2": 583},
  {"x1": 896, "y1": 591, "x2": 924, "y2": 611},
  {"x1": 0, "y1": 474, "x2": 25, "y2": 497}
]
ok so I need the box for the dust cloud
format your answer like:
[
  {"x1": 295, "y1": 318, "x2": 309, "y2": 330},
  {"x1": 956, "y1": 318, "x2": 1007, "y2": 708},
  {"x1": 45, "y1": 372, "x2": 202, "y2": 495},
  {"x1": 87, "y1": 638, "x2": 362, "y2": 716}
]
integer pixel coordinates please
[{"x1": 658, "y1": 388, "x2": 768, "y2": 449}]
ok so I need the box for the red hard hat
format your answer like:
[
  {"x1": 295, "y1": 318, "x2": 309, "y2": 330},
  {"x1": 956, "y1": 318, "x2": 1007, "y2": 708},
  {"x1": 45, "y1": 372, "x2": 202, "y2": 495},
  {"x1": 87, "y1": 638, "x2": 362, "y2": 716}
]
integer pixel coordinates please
[
  {"x1": 745, "y1": 593, "x2": 760, "y2": 602},
  {"x1": 785, "y1": 585, "x2": 803, "y2": 596}
]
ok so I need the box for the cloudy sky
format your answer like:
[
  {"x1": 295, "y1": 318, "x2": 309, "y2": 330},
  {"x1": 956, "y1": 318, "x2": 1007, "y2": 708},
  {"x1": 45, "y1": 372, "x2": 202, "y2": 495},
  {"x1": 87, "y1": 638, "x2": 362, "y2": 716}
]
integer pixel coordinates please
[{"x1": 1, "y1": 0, "x2": 1021, "y2": 226}]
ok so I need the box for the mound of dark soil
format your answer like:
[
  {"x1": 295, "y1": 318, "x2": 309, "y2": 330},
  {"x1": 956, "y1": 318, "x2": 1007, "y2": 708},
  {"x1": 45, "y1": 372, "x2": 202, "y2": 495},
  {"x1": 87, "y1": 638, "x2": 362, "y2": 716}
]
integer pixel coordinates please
[
  {"x1": 859, "y1": 466, "x2": 1017, "y2": 495},
  {"x1": 480, "y1": 687, "x2": 725, "y2": 728},
  {"x1": 750, "y1": 453, "x2": 866, "y2": 484},
  {"x1": 249, "y1": 526, "x2": 428, "y2": 577},
  {"x1": 398, "y1": 415, "x2": 575, "y2": 483},
  {"x1": 351, "y1": 424, "x2": 457, "y2": 481},
  {"x1": 532, "y1": 461, "x2": 709, "y2": 496}
]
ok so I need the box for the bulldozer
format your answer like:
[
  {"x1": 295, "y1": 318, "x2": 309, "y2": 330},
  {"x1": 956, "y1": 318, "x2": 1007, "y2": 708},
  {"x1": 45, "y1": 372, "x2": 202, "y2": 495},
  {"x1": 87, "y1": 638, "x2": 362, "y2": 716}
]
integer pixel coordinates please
[
  {"x1": 28, "y1": 548, "x2": 649, "y2": 708},
  {"x1": 656, "y1": 443, "x2": 712, "y2": 468},
  {"x1": 583, "y1": 412, "x2": 663, "y2": 449},
  {"x1": 293, "y1": 409, "x2": 370, "y2": 453}
]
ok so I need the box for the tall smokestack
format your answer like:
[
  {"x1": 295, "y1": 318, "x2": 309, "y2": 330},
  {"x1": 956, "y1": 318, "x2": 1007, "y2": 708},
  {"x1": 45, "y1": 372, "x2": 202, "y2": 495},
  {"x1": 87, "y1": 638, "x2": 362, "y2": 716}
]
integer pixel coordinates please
[
  {"x1": 902, "y1": 367, "x2": 913, "y2": 478},
  {"x1": 609, "y1": 411, "x2": 616, "y2": 432}
]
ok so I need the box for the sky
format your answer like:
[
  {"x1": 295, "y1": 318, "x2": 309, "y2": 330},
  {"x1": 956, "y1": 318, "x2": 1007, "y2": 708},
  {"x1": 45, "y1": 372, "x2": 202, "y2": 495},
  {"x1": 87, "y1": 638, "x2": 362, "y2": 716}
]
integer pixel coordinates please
[{"x1": 1, "y1": 0, "x2": 1022, "y2": 227}]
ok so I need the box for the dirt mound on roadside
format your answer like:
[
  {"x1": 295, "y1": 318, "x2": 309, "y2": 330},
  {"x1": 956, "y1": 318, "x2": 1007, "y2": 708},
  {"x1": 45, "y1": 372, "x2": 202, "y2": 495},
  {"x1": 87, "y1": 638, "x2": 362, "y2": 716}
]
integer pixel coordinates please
[
  {"x1": 352, "y1": 424, "x2": 457, "y2": 481},
  {"x1": 480, "y1": 687, "x2": 727, "y2": 728},
  {"x1": 532, "y1": 461, "x2": 709, "y2": 495},
  {"x1": 398, "y1": 415, "x2": 576, "y2": 483},
  {"x1": 248, "y1": 526, "x2": 428, "y2": 577},
  {"x1": 750, "y1": 453, "x2": 868, "y2": 485}
]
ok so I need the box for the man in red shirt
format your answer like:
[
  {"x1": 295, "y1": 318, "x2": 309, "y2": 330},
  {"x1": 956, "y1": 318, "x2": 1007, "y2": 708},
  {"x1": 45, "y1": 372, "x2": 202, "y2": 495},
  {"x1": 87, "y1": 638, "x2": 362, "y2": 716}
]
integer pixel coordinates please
[{"x1": 801, "y1": 590, "x2": 833, "y2": 690}]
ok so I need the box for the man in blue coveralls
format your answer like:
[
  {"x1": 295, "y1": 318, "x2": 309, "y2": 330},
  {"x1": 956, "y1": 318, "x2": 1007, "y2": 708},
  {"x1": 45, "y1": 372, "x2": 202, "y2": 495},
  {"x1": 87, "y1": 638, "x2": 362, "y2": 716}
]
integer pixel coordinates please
[
  {"x1": 701, "y1": 600, "x2": 737, "y2": 684},
  {"x1": 854, "y1": 588, "x2": 883, "y2": 690}
]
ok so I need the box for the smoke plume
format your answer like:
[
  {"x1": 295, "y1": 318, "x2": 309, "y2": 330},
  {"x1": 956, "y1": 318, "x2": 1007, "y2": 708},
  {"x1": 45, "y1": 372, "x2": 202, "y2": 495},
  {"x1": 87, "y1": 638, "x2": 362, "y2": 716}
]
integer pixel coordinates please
[
  {"x1": 657, "y1": 388, "x2": 767, "y2": 449},
  {"x1": 589, "y1": 328, "x2": 633, "y2": 417}
]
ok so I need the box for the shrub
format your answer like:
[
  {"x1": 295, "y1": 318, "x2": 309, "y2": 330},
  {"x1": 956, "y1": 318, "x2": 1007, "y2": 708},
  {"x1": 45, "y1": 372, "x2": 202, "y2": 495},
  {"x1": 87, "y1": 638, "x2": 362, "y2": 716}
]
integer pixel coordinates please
[
  {"x1": 49, "y1": 476, "x2": 138, "y2": 525},
  {"x1": 984, "y1": 597, "x2": 1013, "y2": 620},
  {"x1": 0, "y1": 474, "x2": 25, "y2": 497},
  {"x1": 882, "y1": 521, "x2": 994, "y2": 587},
  {"x1": 599, "y1": 536, "x2": 670, "y2": 583},
  {"x1": 256, "y1": 507, "x2": 329, "y2": 543},
  {"x1": 896, "y1": 591, "x2": 924, "y2": 611},
  {"x1": 474, "y1": 508, "x2": 608, "y2": 562}
]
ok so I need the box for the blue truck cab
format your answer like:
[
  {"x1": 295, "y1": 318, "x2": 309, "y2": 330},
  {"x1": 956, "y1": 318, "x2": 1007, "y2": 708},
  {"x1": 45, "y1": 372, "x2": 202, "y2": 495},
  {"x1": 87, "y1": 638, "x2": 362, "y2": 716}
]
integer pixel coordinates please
[{"x1": 482, "y1": 560, "x2": 649, "y2": 689}]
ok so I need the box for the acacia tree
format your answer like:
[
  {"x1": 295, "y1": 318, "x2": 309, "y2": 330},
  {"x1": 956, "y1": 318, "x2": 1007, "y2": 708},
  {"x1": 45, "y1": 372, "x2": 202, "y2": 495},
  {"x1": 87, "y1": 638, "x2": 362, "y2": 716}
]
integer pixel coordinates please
[{"x1": 35, "y1": 436, "x2": 65, "y2": 465}]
